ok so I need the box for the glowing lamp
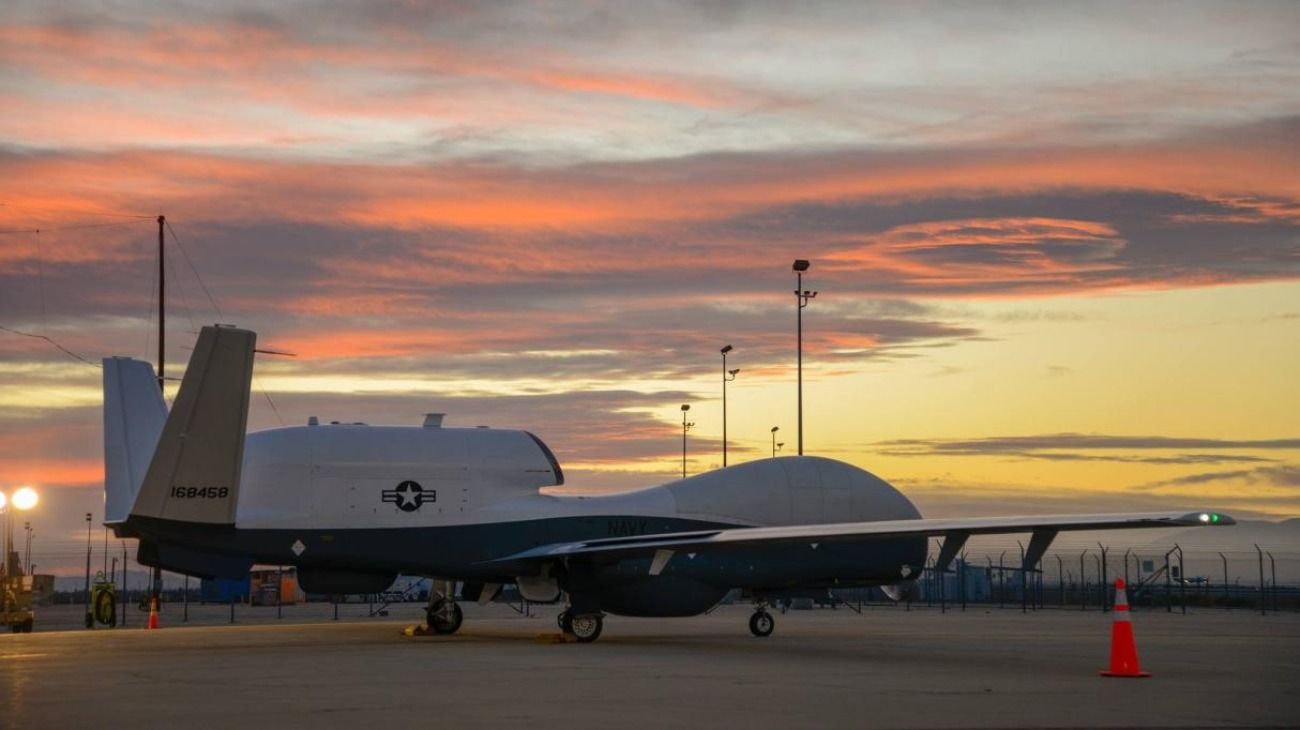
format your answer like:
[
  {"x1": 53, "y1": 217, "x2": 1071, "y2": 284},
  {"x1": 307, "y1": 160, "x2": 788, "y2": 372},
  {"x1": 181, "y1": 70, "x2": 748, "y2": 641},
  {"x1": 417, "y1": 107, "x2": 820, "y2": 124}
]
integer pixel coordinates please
[{"x1": 12, "y1": 486, "x2": 38, "y2": 510}]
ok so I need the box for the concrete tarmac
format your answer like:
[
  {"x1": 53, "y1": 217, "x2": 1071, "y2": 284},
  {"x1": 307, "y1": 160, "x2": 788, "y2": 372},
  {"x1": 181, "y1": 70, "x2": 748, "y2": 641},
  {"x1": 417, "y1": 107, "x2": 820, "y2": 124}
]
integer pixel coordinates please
[{"x1": 2, "y1": 604, "x2": 1297, "y2": 729}]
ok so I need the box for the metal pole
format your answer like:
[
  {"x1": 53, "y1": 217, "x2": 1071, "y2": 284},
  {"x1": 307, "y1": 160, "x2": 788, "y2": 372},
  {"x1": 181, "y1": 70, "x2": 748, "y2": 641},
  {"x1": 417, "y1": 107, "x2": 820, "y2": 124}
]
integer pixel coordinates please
[
  {"x1": 1056, "y1": 554, "x2": 1063, "y2": 608},
  {"x1": 1255, "y1": 544, "x2": 1265, "y2": 615},
  {"x1": 680, "y1": 405, "x2": 692, "y2": 479},
  {"x1": 1098, "y1": 543, "x2": 1109, "y2": 611},
  {"x1": 998, "y1": 551, "x2": 1006, "y2": 608},
  {"x1": 153, "y1": 214, "x2": 165, "y2": 614},
  {"x1": 82, "y1": 511, "x2": 92, "y2": 626},
  {"x1": 1170, "y1": 548, "x2": 1180, "y2": 610},
  {"x1": 721, "y1": 347, "x2": 732, "y2": 467},
  {"x1": 121, "y1": 542, "x2": 128, "y2": 627},
  {"x1": 157, "y1": 215, "x2": 165, "y2": 389},
  {"x1": 1219, "y1": 552, "x2": 1229, "y2": 608},
  {"x1": 796, "y1": 268, "x2": 803, "y2": 456},
  {"x1": 184, "y1": 574, "x2": 189, "y2": 622},
  {"x1": 1092, "y1": 553, "x2": 1103, "y2": 611},
  {"x1": 959, "y1": 553, "x2": 967, "y2": 611},
  {"x1": 277, "y1": 565, "x2": 283, "y2": 619},
  {"x1": 792, "y1": 262, "x2": 816, "y2": 455},
  {"x1": 1079, "y1": 550, "x2": 1088, "y2": 610},
  {"x1": 1176, "y1": 544, "x2": 1186, "y2": 615},
  {"x1": 937, "y1": 544, "x2": 946, "y2": 613},
  {"x1": 1123, "y1": 548, "x2": 1132, "y2": 598},
  {"x1": 1268, "y1": 548, "x2": 1279, "y2": 610},
  {"x1": 985, "y1": 557, "x2": 993, "y2": 604},
  {"x1": 1018, "y1": 541, "x2": 1026, "y2": 613},
  {"x1": 926, "y1": 557, "x2": 934, "y2": 608}
]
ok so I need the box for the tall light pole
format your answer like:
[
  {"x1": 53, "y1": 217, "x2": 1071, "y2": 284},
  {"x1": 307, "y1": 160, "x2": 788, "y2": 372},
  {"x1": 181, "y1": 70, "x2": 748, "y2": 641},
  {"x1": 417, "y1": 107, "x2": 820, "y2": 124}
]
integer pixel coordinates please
[
  {"x1": 770, "y1": 426, "x2": 780, "y2": 458},
  {"x1": 792, "y1": 260, "x2": 817, "y2": 456},
  {"x1": 680, "y1": 404, "x2": 694, "y2": 479},
  {"x1": 720, "y1": 345, "x2": 738, "y2": 467},
  {"x1": 24, "y1": 521, "x2": 32, "y2": 576}
]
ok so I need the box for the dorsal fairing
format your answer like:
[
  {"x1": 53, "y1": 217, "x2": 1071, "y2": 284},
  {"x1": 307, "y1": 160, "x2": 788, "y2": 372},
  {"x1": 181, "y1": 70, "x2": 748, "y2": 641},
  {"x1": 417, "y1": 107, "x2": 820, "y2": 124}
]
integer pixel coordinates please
[
  {"x1": 287, "y1": 424, "x2": 562, "y2": 490},
  {"x1": 665, "y1": 456, "x2": 922, "y2": 527},
  {"x1": 235, "y1": 422, "x2": 563, "y2": 528}
]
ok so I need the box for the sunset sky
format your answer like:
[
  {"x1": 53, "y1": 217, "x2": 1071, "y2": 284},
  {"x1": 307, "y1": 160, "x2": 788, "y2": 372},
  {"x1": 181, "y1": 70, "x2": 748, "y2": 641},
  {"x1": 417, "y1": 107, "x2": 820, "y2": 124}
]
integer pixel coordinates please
[{"x1": 1, "y1": 2, "x2": 1298, "y2": 571}]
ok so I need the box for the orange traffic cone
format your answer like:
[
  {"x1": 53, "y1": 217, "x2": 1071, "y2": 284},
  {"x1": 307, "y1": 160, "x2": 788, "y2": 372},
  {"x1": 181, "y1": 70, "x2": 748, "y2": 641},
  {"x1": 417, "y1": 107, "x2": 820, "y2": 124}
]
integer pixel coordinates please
[
  {"x1": 147, "y1": 597, "x2": 160, "y2": 630},
  {"x1": 1100, "y1": 578, "x2": 1149, "y2": 677}
]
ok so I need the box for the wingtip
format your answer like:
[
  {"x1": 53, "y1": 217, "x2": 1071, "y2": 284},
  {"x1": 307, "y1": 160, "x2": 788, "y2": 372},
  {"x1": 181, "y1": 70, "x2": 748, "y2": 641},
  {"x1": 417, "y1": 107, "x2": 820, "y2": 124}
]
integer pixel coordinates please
[{"x1": 1180, "y1": 511, "x2": 1236, "y2": 526}]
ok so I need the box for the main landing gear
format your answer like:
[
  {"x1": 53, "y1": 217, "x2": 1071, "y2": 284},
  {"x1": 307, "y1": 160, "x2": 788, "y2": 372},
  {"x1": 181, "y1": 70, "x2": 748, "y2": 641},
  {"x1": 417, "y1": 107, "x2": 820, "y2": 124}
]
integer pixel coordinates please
[
  {"x1": 557, "y1": 609, "x2": 604, "y2": 643},
  {"x1": 425, "y1": 581, "x2": 463, "y2": 635},
  {"x1": 749, "y1": 603, "x2": 775, "y2": 638}
]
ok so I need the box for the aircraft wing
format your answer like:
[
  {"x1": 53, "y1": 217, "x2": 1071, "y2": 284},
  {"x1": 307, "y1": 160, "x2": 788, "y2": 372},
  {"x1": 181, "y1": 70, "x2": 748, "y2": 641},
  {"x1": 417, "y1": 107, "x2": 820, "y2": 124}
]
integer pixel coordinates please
[{"x1": 491, "y1": 510, "x2": 1233, "y2": 570}]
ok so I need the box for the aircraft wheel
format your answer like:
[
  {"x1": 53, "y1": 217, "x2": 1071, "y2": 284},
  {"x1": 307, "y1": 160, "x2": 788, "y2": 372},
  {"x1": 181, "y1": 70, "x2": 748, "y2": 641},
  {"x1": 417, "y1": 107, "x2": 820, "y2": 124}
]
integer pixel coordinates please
[
  {"x1": 427, "y1": 600, "x2": 463, "y2": 634},
  {"x1": 749, "y1": 610, "x2": 774, "y2": 637},
  {"x1": 569, "y1": 613, "x2": 602, "y2": 643}
]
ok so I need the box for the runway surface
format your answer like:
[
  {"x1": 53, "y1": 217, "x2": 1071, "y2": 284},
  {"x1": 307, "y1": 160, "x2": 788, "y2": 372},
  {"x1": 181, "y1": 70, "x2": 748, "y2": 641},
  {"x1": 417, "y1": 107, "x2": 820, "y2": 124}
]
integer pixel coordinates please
[{"x1": 3, "y1": 604, "x2": 1297, "y2": 729}]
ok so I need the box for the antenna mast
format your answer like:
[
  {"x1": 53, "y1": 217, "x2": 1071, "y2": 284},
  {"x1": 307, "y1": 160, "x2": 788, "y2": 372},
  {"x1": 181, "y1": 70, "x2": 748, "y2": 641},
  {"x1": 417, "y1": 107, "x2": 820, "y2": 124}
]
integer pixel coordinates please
[
  {"x1": 153, "y1": 214, "x2": 165, "y2": 611},
  {"x1": 157, "y1": 215, "x2": 165, "y2": 391}
]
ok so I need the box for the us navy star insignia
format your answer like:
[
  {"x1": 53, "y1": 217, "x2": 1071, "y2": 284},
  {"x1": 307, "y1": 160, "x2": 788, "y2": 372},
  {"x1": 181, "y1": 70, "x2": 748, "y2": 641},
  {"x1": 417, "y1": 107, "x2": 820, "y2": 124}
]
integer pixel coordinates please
[{"x1": 382, "y1": 480, "x2": 436, "y2": 512}]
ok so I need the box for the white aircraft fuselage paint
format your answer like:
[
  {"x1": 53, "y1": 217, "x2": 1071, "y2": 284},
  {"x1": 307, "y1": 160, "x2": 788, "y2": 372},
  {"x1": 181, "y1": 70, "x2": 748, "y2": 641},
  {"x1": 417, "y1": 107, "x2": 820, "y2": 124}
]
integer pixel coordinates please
[{"x1": 236, "y1": 423, "x2": 922, "y2": 531}]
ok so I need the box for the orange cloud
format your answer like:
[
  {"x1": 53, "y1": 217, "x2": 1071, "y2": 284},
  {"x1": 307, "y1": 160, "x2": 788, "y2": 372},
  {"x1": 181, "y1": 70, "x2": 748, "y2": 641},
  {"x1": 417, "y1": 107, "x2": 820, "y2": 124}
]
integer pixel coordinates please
[
  {"x1": 826, "y1": 217, "x2": 1127, "y2": 289},
  {"x1": 1, "y1": 126, "x2": 1296, "y2": 305},
  {"x1": 0, "y1": 21, "x2": 755, "y2": 130},
  {"x1": 2, "y1": 130, "x2": 1295, "y2": 237}
]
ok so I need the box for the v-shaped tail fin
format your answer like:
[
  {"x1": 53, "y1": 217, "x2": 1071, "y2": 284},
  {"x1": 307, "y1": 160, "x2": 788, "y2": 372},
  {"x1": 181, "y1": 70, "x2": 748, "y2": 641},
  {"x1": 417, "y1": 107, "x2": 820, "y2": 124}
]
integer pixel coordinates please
[
  {"x1": 103, "y1": 357, "x2": 168, "y2": 523},
  {"x1": 129, "y1": 325, "x2": 256, "y2": 525}
]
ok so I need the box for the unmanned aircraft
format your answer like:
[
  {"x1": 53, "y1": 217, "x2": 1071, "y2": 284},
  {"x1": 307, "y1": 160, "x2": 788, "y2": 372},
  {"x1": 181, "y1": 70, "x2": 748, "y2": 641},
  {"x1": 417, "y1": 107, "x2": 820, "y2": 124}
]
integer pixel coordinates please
[{"x1": 104, "y1": 326, "x2": 1233, "y2": 642}]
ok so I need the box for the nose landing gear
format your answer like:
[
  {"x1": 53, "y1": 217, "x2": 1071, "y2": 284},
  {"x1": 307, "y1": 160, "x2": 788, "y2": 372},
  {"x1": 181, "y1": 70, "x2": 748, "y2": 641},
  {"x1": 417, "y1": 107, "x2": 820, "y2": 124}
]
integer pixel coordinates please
[{"x1": 749, "y1": 603, "x2": 775, "y2": 637}]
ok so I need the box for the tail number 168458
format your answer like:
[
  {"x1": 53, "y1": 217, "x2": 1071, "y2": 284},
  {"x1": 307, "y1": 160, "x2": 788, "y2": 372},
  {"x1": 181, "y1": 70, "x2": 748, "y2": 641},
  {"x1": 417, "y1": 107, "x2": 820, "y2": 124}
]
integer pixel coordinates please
[{"x1": 170, "y1": 486, "x2": 230, "y2": 499}]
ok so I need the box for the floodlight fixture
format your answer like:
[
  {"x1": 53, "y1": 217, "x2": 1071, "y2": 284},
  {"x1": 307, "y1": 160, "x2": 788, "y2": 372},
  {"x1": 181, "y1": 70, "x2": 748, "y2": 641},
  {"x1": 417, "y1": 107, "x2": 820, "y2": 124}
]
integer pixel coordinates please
[{"x1": 12, "y1": 486, "x2": 37, "y2": 511}]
